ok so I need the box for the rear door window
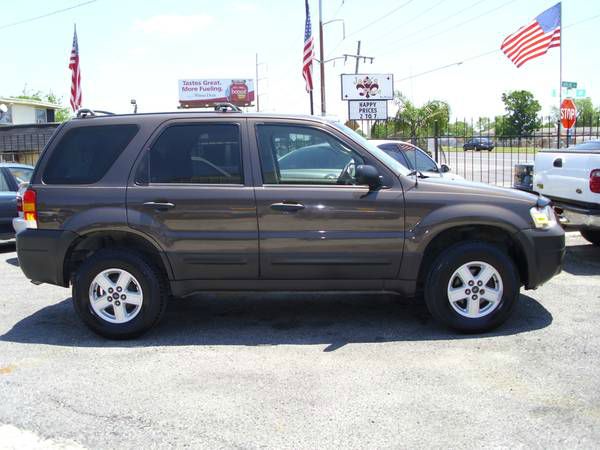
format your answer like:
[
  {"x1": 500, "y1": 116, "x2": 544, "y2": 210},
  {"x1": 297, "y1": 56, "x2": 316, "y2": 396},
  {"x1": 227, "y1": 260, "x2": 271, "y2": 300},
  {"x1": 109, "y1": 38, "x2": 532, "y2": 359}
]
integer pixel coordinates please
[
  {"x1": 148, "y1": 124, "x2": 242, "y2": 184},
  {"x1": 43, "y1": 125, "x2": 138, "y2": 184}
]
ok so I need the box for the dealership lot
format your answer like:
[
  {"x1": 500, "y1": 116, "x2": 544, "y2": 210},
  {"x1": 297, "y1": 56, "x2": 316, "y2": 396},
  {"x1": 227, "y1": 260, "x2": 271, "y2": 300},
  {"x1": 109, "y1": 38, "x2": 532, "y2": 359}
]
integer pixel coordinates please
[{"x1": 1, "y1": 232, "x2": 599, "y2": 448}]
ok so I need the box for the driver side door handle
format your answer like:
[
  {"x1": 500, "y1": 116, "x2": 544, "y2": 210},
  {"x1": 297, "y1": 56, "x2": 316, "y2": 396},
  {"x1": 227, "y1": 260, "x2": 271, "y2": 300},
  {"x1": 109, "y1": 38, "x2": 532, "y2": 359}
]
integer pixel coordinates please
[{"x1": 270, "y1": 202, "x2": 305, "y2": 212}]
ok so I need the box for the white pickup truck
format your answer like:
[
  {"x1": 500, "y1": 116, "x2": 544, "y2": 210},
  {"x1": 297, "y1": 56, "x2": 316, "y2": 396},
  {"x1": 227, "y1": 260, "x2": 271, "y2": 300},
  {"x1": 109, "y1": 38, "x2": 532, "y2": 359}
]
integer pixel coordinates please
[{"x1": 534, "y1": 140, "x2": 600, "y2": 245}]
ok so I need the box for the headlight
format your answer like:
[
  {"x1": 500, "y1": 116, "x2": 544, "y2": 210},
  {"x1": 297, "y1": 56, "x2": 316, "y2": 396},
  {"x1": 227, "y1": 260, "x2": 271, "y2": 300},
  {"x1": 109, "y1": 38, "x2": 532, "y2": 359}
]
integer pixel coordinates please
[{"x1": 530, "y1": 205, "x2": 557, "y2": 229}]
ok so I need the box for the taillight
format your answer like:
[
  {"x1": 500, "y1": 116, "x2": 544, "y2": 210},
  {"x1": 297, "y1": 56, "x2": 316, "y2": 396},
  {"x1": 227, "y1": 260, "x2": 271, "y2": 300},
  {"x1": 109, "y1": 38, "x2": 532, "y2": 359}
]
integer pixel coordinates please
[
  {"x1": 591, "y1": 169, "x2": 600, "y2": 194},
  {"x1": 22, "y1": 189, "x2": 38, "y2": 229}
]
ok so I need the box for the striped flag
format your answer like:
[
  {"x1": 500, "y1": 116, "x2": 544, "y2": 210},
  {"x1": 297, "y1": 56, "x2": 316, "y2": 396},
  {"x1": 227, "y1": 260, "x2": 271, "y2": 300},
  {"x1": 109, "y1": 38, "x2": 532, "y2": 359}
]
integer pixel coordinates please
[
  {"x1": 302, "y1": 0, "x2": 314, "y2": 92},
  {"x1": 69, "y1": 25, "x2": 82, "y2": 111},
  {"x1": 501, "y1": 3, "x2": 561, "y2": 68}
]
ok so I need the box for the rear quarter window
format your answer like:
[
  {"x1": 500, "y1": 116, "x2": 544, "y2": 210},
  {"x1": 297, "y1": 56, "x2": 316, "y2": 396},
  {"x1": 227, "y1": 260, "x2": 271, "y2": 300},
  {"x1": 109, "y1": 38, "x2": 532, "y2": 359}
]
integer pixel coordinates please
[{"x1": 43, "y1": 124, "x2": 138, "y2": 184}]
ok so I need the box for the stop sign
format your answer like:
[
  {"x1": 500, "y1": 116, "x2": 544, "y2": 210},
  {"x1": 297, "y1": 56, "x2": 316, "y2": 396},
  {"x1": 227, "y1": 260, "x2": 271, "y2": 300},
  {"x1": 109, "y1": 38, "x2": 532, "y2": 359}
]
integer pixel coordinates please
[{"x1": 560, "y1": 98, "x2": 577, "y2": 129}]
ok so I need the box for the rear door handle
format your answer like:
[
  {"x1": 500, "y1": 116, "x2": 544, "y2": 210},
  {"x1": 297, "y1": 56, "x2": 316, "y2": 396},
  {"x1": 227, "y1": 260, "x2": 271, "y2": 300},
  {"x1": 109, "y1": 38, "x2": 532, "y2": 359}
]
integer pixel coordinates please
[
  {"x1": 270, "y1": 202, "x2": 305, "y2": 212},
  {"x1": 143, "y1": 201, "x2": 175, "y2": 210}
]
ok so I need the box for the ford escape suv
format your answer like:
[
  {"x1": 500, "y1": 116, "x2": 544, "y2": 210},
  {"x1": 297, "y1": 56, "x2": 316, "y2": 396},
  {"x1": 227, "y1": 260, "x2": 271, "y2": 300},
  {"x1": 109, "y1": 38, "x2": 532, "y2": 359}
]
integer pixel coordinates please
[{"x1": 16, "y1": 108, "x2": 565, "y2": 339}]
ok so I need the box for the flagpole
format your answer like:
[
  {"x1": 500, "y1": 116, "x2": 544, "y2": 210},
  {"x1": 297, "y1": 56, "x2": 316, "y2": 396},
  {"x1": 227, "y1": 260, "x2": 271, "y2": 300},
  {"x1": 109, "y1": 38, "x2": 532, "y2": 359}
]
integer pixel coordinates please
[
  {"x1": 558, "y1": 2, "x2": 562, "y2": 148},
  {"x1": 309, "y1": 90, "x2": 314, "y2": 115}
]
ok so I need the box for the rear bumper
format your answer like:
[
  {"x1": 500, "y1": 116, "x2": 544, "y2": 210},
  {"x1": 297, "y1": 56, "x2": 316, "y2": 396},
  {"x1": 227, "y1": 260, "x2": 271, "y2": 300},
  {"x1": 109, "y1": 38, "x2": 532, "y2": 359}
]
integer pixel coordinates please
[
  {"x1": 12, "y1": 217, "x2": 26, "y2": 235},
  {"x1": 552, "y1": 200, "x2": 600, "y2": 230},
  {"x1": 515, "y1": 225, "x2": 565, "y2": 289},
  {"x1": 16, "y1": 229, "x2": 79, "y2": 287}
]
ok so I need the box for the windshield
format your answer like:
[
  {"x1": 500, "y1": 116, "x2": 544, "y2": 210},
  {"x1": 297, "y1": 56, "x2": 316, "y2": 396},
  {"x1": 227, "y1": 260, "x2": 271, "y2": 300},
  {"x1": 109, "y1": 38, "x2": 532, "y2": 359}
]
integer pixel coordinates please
[
  {"x1": 8, "y1": 167, "x2": 33, "y2": 184},
  {"x1": 331, "y1": 123, "x2": 411, "y2": 176}
]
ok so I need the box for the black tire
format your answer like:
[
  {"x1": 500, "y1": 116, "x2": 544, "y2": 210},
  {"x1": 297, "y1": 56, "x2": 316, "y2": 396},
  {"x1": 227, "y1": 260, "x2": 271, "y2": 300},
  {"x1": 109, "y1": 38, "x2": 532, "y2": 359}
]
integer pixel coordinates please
[
  {"x1": 581, "y1": 229, "x2": 600, "y2": 246},
  {"x1": 424, "y1": 241, "x2": 520, "y2": 333},
  {"x1": 72, "y1": 249, "x2": 168, "y2": 339}
]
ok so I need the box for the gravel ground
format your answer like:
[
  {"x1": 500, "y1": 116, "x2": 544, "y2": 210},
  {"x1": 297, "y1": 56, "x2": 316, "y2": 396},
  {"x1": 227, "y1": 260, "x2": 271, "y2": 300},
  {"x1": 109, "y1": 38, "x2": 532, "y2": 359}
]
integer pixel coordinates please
[{"x1": 0, "y1": 232, "x2": 599, "y2": 449}]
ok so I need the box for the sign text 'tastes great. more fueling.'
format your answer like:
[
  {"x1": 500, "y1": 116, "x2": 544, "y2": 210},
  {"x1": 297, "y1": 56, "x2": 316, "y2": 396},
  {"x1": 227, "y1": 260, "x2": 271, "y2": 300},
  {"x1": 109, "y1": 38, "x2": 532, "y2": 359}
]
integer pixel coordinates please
[{"x1": 178, "y1": 79, "x2": 255, "y2": 107}]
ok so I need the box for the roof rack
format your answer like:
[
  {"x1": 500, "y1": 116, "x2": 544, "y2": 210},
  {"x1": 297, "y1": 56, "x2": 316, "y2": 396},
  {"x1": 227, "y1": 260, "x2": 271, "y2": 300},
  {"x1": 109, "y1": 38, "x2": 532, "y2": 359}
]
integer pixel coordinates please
[
  {"x1": 76, "y1": 108, "x2": 116, "y2": 118},
  {"x1": 213, "y1": 102, "x2": 242, "y2": 113}
]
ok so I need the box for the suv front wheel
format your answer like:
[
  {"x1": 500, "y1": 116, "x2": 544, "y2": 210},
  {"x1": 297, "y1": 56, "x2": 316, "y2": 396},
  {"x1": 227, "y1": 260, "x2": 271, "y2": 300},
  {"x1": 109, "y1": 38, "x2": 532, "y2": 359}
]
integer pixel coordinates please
[
  {"x1": 424, "y1": 241, "x2": 520, "y2": 333},
  {"x1": 72, "y1": 249, "x2": 168, "y2": 339}
]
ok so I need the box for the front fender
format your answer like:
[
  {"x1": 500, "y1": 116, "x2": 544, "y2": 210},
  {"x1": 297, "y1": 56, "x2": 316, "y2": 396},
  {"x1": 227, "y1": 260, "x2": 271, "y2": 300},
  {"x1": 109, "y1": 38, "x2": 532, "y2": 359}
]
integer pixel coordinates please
[{"x1": 399, "y1": 203, "x2": 529, "y2": 282}]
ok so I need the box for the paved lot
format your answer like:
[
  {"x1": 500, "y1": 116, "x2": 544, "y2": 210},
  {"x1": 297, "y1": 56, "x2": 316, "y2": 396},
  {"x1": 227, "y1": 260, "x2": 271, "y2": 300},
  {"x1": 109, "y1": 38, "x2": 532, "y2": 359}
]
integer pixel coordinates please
[
  {"x1": 0, "y1": 233, "x2": 599, "y2": 449},
  {"x1": 439, "y1": 150, "x2": 536, "y2": 187}
]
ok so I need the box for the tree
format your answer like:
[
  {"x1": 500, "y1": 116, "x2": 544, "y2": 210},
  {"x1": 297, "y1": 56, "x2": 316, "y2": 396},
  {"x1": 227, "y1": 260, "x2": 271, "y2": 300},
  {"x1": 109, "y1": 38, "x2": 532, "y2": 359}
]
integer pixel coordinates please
[
  {"x1": 447, "y1": 120, "x2": 473, "y2": 136},
  {"x1": 386, "y1": 92, "x2": 449, "y2": 142},
  {"x1": 475, "y1": 117, "x2": 493, "y2": 133},
  {"x1": 574, "y1": 98, "x2": 600, "y2": 126},
  {"x1": 14, "y1": 87, "x2": 71, "y2": 122},
  {"x1": 499, "y1": 90, "x2": 542, "y2": 137}
]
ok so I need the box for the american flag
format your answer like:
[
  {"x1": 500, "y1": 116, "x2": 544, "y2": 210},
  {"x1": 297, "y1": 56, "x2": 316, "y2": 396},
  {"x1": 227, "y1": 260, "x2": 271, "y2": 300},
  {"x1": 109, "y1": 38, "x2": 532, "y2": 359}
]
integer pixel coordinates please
[
  {"x1": 69, "y1": 25, "x2": 82, "y2": 111},
  {"x1": 501, "y1": 3, "x2": 561, "y2": 68},
  {"x1": 302, "y1": 0, "x2": 314, "y2": 92}
]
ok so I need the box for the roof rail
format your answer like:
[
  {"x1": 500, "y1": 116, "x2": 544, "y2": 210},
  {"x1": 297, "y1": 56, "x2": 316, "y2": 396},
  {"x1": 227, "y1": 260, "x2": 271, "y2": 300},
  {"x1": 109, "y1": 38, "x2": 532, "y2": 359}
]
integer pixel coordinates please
[
  {"x1": 76, "y1": 108, "x2": 116, "y2": 118},
  {"x1": 214, "y1": 103, "x2": 242, "y2": 113}
]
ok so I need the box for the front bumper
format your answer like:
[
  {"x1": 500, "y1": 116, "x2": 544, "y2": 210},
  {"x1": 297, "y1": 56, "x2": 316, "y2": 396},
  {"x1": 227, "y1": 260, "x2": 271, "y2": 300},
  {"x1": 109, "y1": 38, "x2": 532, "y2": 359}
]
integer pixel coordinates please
[
  {"x1": 515, "y1": 225, "x2": 565, "y2": 289},
  {"x1": 16, "y1": 229, "x2": 79, "y2": 287}
]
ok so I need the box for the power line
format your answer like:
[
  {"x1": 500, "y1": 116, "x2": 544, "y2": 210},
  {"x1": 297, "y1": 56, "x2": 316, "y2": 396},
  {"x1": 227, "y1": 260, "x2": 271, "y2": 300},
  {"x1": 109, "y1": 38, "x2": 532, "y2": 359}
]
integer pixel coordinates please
[
  {"x1": 376, "y1": 0, "x2": 490, "y2": 48},
  {"x1": 345, "y1": 0, "x2": 415, "y2": 39},
  {"x1": 367, "y1": 0, "x2": 449, "y2": 44},
  {"x1": 329, "y1": 0, "x2": 437, "y2": 55},
  {"x1": 378, "y1": 0, "x2": 518, "y2": 57},
  {"x1": 0, "y1": 0, "x2": 98, "y2": 31},
  {"x1": 393, "y1": 12, "x2": 600, "y2": 84}
]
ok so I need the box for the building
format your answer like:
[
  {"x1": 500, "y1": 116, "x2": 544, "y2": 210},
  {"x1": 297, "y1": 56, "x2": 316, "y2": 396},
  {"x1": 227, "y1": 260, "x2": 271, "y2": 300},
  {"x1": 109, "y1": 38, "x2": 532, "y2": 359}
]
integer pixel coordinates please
[{"x1": 0, "y1": 97, "x2": 62, "y2": 125}]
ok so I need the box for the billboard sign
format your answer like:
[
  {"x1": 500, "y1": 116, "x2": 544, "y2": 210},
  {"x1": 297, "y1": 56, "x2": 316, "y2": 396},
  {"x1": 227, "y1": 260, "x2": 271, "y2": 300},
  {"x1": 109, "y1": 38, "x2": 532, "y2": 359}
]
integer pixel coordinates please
[
  {"x1": 348, "y1": 100, "x2": 388, "y2": 120},
  {"x1": 341, "y1": 74, "x2": 394, "y2": 101},
  {"x1": 178, "y1": 79, "x2": 255, "y2": 107}
]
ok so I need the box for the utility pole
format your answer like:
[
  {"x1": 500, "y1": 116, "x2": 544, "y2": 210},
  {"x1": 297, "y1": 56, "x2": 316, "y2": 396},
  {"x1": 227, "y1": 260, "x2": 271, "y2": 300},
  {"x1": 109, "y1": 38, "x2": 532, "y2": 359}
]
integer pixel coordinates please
[
  {"x1": 255, "y1": 53, "x2": 267, "y2": 112},
  {"x1": 318, "y1": 0, "x2": 326, "y2": 116},
  {"x1": 343, "y1": 44, "x2": 375, "y2": 74},
  {"x1": 255, "y1": 53, "x2": 260, "y2": 112}
]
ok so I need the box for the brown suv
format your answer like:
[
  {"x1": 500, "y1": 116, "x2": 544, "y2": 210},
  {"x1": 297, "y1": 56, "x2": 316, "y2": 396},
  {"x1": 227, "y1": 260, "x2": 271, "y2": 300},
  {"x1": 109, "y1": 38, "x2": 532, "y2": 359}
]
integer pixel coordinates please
[{"x1": 16, "y1": 109, "x2": 565, "y2": 338}]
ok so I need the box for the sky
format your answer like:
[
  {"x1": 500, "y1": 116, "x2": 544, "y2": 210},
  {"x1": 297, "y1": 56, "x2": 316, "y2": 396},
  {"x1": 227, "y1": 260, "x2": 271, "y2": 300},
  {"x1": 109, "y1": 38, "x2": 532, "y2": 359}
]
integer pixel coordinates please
[{"x1": 1, "y1": 0, "x2": 599, "y2": 121}]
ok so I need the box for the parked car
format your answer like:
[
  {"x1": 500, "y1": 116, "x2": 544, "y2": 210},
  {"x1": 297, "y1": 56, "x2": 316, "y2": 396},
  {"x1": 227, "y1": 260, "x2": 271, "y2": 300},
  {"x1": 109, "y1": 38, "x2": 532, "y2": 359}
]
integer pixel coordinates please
[
  {"x1": 12, "y1": 181, "x2": 30, "y2": 235},
  {"x1": 16, "y1": 109, "x2": 564, "y2": 339},
  {"x1": 464, "y1": 138, "x2": 494, "y2": 151},
  {"x1": 371, "y1": 140, "x2": 464, "y2": 181},
  {"x1": 534, "y1": 139, "x2": 600, "y2": 245},
  {"x1": 0, "y1": 163, "x2": 33, "y2": 240}
]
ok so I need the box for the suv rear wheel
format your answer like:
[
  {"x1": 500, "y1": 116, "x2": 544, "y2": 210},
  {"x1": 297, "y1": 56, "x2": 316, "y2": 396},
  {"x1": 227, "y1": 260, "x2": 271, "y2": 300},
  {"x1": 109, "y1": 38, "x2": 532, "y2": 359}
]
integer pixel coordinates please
[
  {"x1": 424, "y1": 241, "x2": 519, "y2": 333},
  {"x1": 72, "y1": 249, "x2": 168, "y2": 339}
]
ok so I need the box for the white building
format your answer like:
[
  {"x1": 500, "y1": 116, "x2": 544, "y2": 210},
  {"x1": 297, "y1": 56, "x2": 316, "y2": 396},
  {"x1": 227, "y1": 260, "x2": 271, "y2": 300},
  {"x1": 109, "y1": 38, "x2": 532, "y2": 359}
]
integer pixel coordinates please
[{"x1": 0, "y1": 97, "x2": 62, "y2": 125}]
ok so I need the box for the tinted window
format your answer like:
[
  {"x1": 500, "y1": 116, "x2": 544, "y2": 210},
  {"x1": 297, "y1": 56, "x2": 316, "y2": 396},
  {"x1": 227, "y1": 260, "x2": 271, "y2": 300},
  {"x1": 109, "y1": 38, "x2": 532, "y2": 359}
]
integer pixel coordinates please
[
  {"x1": 44, "y1": 125, "x2": 138, "y2": 184},
  {"x1": 149, "y1": 124, "x2": 242, "y2": 184},
  {"x1": 257, "y1": 125, "x2": 364, "y2": 185},
  {"x1": 7, "y1": 167, "x2": 33, "y2": 185}
]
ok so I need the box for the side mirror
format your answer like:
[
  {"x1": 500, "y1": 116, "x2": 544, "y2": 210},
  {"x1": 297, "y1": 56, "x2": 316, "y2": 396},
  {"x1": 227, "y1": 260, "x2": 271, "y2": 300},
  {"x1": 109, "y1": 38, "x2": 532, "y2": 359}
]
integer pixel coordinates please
[
  {"x1": 355, "y1": 164, "x2": 382, "y2": 190},
  {"x1": 440, "y1": 164, "x2": 451, "y2": 173}
]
